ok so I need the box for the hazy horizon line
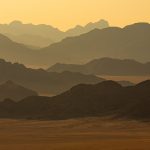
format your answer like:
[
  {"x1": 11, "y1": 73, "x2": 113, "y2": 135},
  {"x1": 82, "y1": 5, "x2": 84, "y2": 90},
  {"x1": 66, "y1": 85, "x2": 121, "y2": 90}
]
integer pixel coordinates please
[{"x1": 1, "y1": 19, "x2": 149, "y2": 32}]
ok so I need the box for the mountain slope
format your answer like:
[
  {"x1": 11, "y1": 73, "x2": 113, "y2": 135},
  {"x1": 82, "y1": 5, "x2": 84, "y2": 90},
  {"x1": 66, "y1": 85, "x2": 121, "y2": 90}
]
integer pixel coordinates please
[
  {"x1": 0, "y1": 20, "x2": 64, "y2": 43},
  {"x1": 0, "y1": 59, "x2": 104, "y2": 95},
  {"x1": 6, "y1": 33, "x2": 54, "y2": 48},
  {"x1": 65, "y1": 19, "x2": 109, "y2": 36},
  {"x1": 48, "y1": 57, "x2": 150, "y2": 75},
  {"x1": 0, "y1": 80, "x2": 150, "y2": 120},
  {"x1": 0, "y1": 20, "x2": 109, "y2": 47},
  {"x1": 42, "y1": 23, "x2": 150, "y2": 65},
  {"x1": 0, "y1": 80, "x2": 38, "y2": 102},
  {"x1": 0, "y1": 33, "x2": 38, "y2": 66},
  {"x1": 0, "y1": 22, "x2": 150, "y2": 68}
]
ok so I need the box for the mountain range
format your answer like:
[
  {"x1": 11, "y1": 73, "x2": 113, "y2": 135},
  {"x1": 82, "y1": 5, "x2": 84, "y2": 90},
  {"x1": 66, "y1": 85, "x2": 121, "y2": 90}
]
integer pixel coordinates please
[
  {"x1": 0, "y1": 80, "x2": 150, "y2": 120},
  {"x1": 0, "y1": 20, "x2": 109, "y2": 47},
  {"x1": 42, "y1": 23, "x2": 150, "y2": 65},
  {"x1": 0, "y1": 80, "x2": 38, "y2": 102},
  {"x1": 65, "y1": 19, "x2": 109, "y2": 37},
  {"x1": 0, "y1": 22, "x2": 150, "y2": 68},
  {"x1": 48, "y1": 57, "x2": 150, "y2": 76},
  {"x1": 0, "y1": 59, "x2": 103, "y2": 95}
]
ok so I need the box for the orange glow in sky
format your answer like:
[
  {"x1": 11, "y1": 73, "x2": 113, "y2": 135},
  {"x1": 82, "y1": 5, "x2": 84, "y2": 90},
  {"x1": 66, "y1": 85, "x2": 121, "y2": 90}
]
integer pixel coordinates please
[{"x1": 0, "y1": 0, "x2": 150, "y2": 30}]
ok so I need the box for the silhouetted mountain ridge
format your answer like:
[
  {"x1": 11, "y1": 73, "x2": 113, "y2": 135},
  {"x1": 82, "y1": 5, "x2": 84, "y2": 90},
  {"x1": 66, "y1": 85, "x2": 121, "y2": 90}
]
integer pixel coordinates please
[
  {"x1": 0, "y1": 59, "x2": 103, "y2": 95},
  {"x1": 0, "y1": 22, "x2": 150, "y2": 67},
  {"x1": 48, "y1": 57, "x2": 150, "y2": 75},
  {"x1": 0, "y1": 80, "x2": 38, "y2": 102},
  {"x1": 42, "y1": 22, "x2": 150, "y2": 66},
  {"x1": 0, "y1": 20, "x2": 109, "y2": 47},
  {"x1": 65, "y1": 19, "x2": 109, "y2": 36},
  {"x1": 135, "y1": 80, "x2": 150, "y2": 88},
  {"x1": 0, "y1": 80, "x2": 150, "y2": 120}
]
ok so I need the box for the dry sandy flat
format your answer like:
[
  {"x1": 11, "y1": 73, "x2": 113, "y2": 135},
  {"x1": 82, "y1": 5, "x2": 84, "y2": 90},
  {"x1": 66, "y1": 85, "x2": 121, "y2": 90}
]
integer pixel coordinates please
[
  {"x1": 0, "y1": 118, "x2": 150, "y2": 150},
  {"x1": 100, "y1": 75, "x2": 150, "y2": 83}
]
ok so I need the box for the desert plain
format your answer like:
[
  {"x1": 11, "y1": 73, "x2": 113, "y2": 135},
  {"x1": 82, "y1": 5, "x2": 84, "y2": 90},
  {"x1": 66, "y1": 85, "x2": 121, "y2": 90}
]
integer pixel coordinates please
[{"x1": 0, "y1": 118, "x2": 150, "y2": 150}]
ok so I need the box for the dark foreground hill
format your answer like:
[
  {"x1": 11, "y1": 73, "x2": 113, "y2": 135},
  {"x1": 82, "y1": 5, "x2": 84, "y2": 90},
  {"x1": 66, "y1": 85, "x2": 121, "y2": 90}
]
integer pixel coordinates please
[
  {"x1": 0, "y1": 59, "x2": 103, "y2": 95},
  {"x1": 48, "y1": 58, "x2": 150, "y2": 76},
  {"x1": 0, "y1": 80, "x2": 150, "y2": 121},
  {"x1": 0, "y1": 80, "x2": 38, "y2": 102}
]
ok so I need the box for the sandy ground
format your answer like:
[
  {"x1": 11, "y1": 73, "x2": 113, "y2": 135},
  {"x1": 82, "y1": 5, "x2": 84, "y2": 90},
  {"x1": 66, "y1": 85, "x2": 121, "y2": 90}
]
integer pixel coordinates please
[{"x1": 0, "y1": 118, "x2": 150, "y2": 150}]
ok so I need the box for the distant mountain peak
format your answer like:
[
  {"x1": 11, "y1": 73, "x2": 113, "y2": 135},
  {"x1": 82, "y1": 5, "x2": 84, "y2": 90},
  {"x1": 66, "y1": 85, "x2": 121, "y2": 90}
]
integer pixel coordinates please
[
  {"x1": 65, "y1": 19, "x2": 109, "y2": 36},
  {"x1": 48, "y1": 57, "x2": 150, "y2": 76},
  {"x1": 0, "y1": 80, "x2": 38, "y2": 102},
  {"x1": 75, "y1": 25, "x2": 83, "y2": 28},
  {"x1": 1, "y1": 80, "x2": 26, "y2": 89},
  {"x1": 9, "y1": 20, "x2": 23, "y2": 26},
  {"x1": 85, "y1": 19, "x2": 109, "y2": 28},
  {"x1": 87, "y1": 57, "x2": 141, "y2": 65},
  {"x1": 96, "y1": 80, "x2": 122, "y2": 88},
  {"x1": 136, "y1": 80, "x2": 150, "y2": 88},
  {"x1": 124, "y1": 22, "x2": 150, "y2": 30}
]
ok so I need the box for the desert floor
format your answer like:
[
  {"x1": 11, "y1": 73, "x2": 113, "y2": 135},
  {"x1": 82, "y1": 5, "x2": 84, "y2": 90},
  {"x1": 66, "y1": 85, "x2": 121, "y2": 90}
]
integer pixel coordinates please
[{"x1": 0, "y1": 118, "x2": 150, "y2": 150}]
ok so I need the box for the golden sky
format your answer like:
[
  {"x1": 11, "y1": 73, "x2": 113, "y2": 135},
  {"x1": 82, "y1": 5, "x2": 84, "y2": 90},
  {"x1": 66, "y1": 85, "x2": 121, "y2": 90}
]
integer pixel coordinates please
[{"x1": 0, "y1": 0, "x2": 150, "y2": 31}]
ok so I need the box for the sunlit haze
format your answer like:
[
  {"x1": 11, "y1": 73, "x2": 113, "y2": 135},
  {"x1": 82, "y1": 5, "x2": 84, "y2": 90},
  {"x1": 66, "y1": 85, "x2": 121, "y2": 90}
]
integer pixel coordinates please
[{"x1": 0, "y1": 0, "x2": 150, "y2": 30}]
